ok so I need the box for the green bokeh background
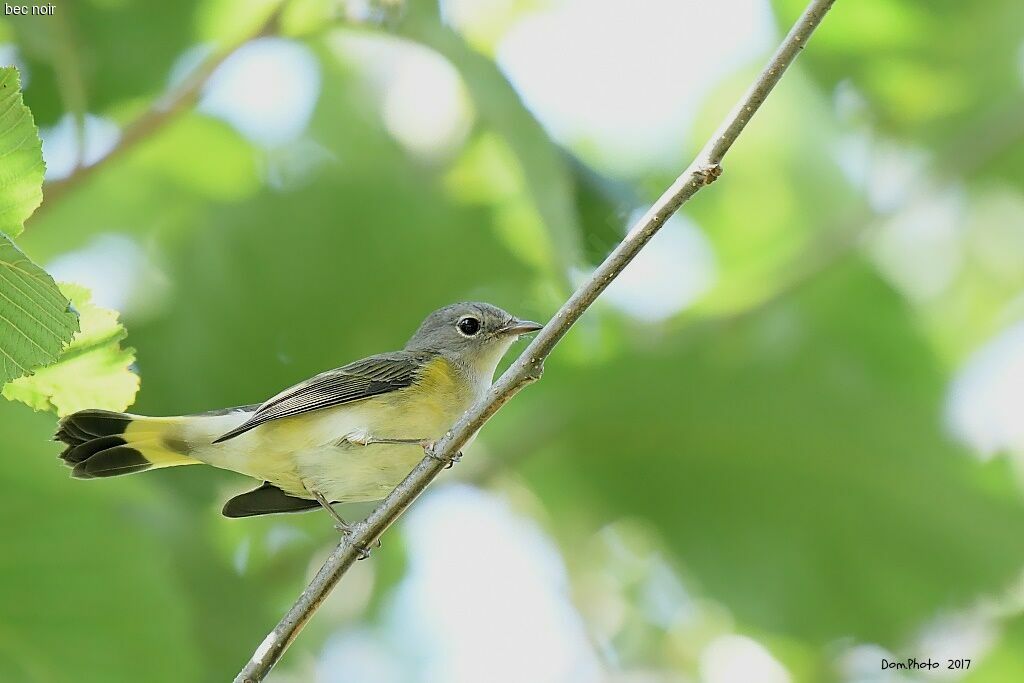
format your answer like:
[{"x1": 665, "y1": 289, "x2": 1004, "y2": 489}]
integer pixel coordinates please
[{"x1": 2, "y1": 0, "x2": 1024, "y2": 681}]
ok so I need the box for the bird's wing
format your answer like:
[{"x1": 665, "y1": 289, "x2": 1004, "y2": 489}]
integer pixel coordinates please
[{"x1": 212, "y1": 351, "x2": 436, "y2": 443}]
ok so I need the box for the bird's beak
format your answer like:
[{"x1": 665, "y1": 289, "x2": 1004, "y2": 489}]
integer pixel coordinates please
[{"x1": 499, "y1": 318, "x2": 544, "y2": 337}]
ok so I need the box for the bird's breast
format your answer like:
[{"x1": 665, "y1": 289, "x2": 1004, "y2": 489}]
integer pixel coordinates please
[
  {"x1": 199, "y1": 356, "x2": 481, "y2": 502},
  {"x1": 294, "y1": 357, "x2": 480, "y2": 501}
]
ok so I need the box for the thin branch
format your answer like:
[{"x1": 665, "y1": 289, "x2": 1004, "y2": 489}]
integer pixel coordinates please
[
  {"x1": 234, "y1": 1, "x2": 839, "y2": 680},
  {"x1": 35, "y1": 3, "x2": 286, "y2": 214}
]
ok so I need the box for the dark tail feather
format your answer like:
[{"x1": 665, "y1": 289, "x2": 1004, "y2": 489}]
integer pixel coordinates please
[
  {"x1": 71, "y1": 447, "x2": 151, "y2": 479},
  {"x1": 55, "y1": 409, "x2": 152, "y2": 478},
  {"x1": 56, "y1": 409, "x2": 133, "y2": 445},
  {"x1": 61, "y1": 435, "x2": 127, "y2": 465}
]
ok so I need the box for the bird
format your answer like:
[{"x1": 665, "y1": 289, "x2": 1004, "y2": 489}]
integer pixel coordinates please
[{"x1": 54, "y1": 302, "x2": 542, "y2": 529}]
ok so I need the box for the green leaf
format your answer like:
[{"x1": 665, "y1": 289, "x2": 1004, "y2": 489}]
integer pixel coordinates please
[
  {"x1": 0, "y1": 236, "x2": 78, "y2": 384},
  {"x1": 0, "y1": 66, "x2": 77, "y2": 385},
  {"x1": 0, "y1": 67, "x2": 45, "y2": 239},
  {"x1": 3, "y1": 283, "x2": 138, "y2": 415}
]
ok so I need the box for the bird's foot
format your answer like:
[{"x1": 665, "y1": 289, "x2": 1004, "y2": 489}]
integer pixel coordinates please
[
  {"x1": 348, "y1": 435, "x2": 460, "y2": 468},
  {"x1": 347, "y1": 434, "x2": 427, "y2": 448},
  {"x1": 307, "y1": 485, "x2": 379, "y2": 559},
  {"x1": 345, "y1": 435, "x2": 461, "y2": 468},
  {"x1": 337, "y1": 523, "x2": 380, "y2": 560},
  {"x1": 344, "y1": 531, "x2": 373, "y2": 560},
  {"x1": 422, "y1": 441, "x2": 462, "y2": 469}
]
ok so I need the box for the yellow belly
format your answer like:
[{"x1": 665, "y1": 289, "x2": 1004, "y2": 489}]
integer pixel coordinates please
[{"x1": 193, "y1": 356, "x2": 477, "y2": 502}]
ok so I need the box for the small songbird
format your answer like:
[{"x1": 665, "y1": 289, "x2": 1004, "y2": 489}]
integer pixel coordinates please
[{"x1": 54, "y1": 302, "x2": 542, "y2": 528}]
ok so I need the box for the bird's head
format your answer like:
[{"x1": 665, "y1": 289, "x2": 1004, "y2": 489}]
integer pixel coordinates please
[{"x1": 404, "y1": 302, "x2": 542, "y2": 380}]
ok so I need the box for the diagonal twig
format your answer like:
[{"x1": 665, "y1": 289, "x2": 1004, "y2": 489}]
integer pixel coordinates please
[{"x1": 234, "y1": 1, "x2": 839, "y2": 680}]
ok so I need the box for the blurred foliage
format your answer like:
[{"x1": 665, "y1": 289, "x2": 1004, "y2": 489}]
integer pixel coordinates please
[
  {"x1": 0, "y1": 0, "x2": 1022, "y2": 682},
  {"x1": 530, "y1": 261, "x2": 1024, "y2": 642},
  {"x1": 0, "y1": 409, "x2": 201, "y2": 682},
  {"x1": 774, "y1": 0, "x2": 1024, "y2": 154},
  {"x1": 7, "y1": 0, "x2": 204, "y2": 125}
]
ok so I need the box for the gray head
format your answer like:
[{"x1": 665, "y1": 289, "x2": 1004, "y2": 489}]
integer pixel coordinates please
[{"x1": 405, "y1": 302, "x2": 542, "y2": 377}]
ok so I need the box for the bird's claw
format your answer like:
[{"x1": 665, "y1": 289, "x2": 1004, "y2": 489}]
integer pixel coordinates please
[
  {"x1": 337, "y1": 528, "x2": 376, "y2": 560},
  {"x1": 353, "y1": 541, "x2": 372, "y2": 561},
  {"x1": 335, "y1": 520, "x2": 381, "y2": 560},
  {"x1": 423, "y1": 441, "x2": 462, "y2": 469}
]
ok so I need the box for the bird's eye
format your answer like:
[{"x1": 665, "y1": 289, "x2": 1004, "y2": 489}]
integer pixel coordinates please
[{"x1": 457, "y1": 316, "x2": 482, "y2": 336}]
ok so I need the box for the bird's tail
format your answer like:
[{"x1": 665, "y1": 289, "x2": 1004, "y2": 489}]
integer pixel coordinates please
[{"x1": 55, "y1": 409, "x2": 201, "y2": 479}]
